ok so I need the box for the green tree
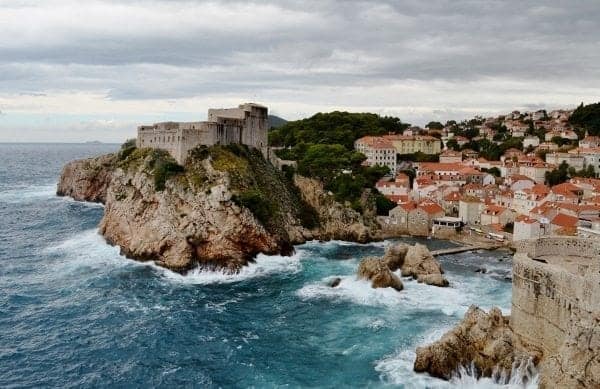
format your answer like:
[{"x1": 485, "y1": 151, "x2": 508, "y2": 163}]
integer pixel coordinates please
[
  {"x1": 545, "y1": 161, "x2": 570, "y2": 186},
  {"x1": 426, "y1": 121, "x2": 444, "y2": 130},
  {"x1": 569, "y1": 102, "x2": 600, "y2": 137}
]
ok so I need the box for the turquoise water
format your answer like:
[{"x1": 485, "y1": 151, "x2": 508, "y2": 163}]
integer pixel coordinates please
[{"x1": 0, "y1": 144, "x2": 524, "y2": 388}]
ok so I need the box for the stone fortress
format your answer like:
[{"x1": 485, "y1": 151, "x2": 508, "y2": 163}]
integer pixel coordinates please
[
  {"x1": 512, "y1": 237, "x2": 600, "y2": 387},
  {"x1": 136, "y1": 103, "x2": 269, "y2": 164}
]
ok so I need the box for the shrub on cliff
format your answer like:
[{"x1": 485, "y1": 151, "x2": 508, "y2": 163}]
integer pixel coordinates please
[
  {"x1": 118, "y1": 138, "x2": 137, "y2": 160},
  {"x1": 232, "y1": 189, "x2": 274, "y2": 226},
  {"x1": 145, "y1": 150, "x2": 184, "y2": 191}
]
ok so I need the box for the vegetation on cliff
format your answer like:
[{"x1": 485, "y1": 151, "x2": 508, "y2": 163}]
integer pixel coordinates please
[
  {"x1": 569, "y1": 101, "x2": 600, "y2": 137},
  {"x1": 269, "y1": 112, "x2": 401, "y2": 215},
  {"x1": 117, "y1": 141, "x2": 319, "y2": 235},
  {"x1": 268, "y1": 111, "x2": 409, "y2": 149}
]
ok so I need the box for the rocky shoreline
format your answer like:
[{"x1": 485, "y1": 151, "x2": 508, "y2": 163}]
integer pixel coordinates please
[{"x1": 57, "y1": 145, "x2": 383, "y2": 273}]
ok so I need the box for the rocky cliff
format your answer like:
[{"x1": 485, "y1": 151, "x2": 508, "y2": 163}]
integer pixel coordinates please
[{"x1": 57, "y1": 145, "x2": 380, "y2": 273}]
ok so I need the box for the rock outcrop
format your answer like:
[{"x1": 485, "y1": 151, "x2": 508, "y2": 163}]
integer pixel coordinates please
[
  {"x1": 57, "y1": 154, "x2": 117, "y2": 203},
  {"x1": 381, "y1": 242, "x2": 449, "y2": 287},
  {"x1": 357, "y1": 257, "x2": 403, "y2": 291},
  {"x1": 400, "y1": 243, "x2": 449, "y2": 286},
  {"x1": 414, "y1": 306, "x2": 541, "y2": 380},
  {"x1": 356, "y1": 242, "x2": 448, "y2": 291},
  {"x1": 57, "y1": 145, "x2": 380, "y2": 273},
  {"x1": 293, "y1": 175, "x2": 380, "y2": 243}
]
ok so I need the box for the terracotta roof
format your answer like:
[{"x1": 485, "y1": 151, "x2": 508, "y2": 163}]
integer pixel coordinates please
[
  {"x1": 516, "y1": 215, "x2": 538, "y2": 224},
  {"x1": 417, "y1": 201, "x2": 444, "y2": 215},
  {"x1": 398, "y1": 201, "x2": 417, "y2": 211},
  {"x1": 551, "y1": 213, "x2": 578, "y2": 228},
  {"x1": 386, "y1": 194, "x2": 409, "y2": 204},
  {"x1": 483, "y1": 204, "x2": 507, "y2": 215},
  {"x1": 509, "y1": 174, "x2": 535, "y2": 183},
  {"x1": 444, "y1": 191, "x2": 462, "y2": 201},
  {"x1": 419, "y1": 162, "x2": 465, "y2": 172}
]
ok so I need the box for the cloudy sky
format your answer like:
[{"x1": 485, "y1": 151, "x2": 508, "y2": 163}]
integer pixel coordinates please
[{"x1": 1, "y1": 0, "x2": 599, "y2": 142}]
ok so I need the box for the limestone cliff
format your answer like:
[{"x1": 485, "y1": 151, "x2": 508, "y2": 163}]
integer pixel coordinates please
[
  {"x1": 57, "y1": 154, "x2": 117, "y2": 203},
  {"x1": 57, "y1": 145, "x2": 380, "y2": 272},
  {"x1": 293, "y1": 175, "x2": 380, "y2": 243}
]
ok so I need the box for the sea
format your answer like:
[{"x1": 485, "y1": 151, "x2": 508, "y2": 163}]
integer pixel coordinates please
[{"x1": 0, "y1": 143, "x2": 538, "y2": 388}]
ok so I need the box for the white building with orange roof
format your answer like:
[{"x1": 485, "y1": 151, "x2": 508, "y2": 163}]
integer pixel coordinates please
[
  {"x1": 512, "y1": 184, "x2": 550, "y2": 215},
  {"x1": 481, "y1": 204, "x2": 515, "y2": 227},
  {"x1": 513, "y1": 215, "x2": 543, "y2": 241},
  {"x1": 354, "y1": 136, "x2": 397, "y2": 173}
]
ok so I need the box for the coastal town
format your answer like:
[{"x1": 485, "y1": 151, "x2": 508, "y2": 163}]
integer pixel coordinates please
[{"x1": 355, "y1": 108, "x2": 600, "y2": 243}]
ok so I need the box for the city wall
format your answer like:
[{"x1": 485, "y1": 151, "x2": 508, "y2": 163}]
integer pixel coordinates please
[{"x1": 511, "y1": 237, "x2": 600, "y2": 356}]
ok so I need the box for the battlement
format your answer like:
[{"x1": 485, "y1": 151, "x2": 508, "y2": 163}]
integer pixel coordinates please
[{"x1": 136, "y1": 103, "x2": 268, "y2": 164}]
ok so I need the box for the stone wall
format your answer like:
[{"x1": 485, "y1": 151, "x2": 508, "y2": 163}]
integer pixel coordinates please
[
  {"x1": 511, "y1": 238, "x2": 600, "y2": 356},
  {"x1": 137, "y1": 103, "x2": 268, "y2": 164}
]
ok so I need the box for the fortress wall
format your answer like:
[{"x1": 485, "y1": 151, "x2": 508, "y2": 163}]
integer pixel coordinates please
[
  {"x1": 136, "y1": 103, "x2": 269, "y2": 165},
  {"x1": 511, "y1": 238, "x2": 600, "y2": 355},
  {"x1": 514, "y1": 236, "x2": 600, "y2": 259}
]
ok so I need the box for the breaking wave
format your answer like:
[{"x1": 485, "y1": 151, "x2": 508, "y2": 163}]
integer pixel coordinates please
[
  {"x1": 375, "y1": 327, "x2": 539, "y2": 388},
  {"x1": 45, "y1": 228, "x2": 303, "y2": 284},
  {"x1": 0, "y1": 184, "x2": 57, "y2": 203}
]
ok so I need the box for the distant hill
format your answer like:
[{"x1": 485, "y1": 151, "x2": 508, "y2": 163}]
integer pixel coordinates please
[{"x1": 268, "y1": 115, "x2": 288, "y2": 129}]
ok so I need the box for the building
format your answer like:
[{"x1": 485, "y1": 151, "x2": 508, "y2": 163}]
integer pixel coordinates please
[
  {"x1": 513, "y1": 215, "x2": 543, "y2": 241},
  {"x1": 388, "y1": 200, "x2": 444, "y2": 236},
  {"x1": 355, "y1": 134, "x2": 442, "y2": 173},
  {"x1": 545, "y1": 152, "x2": 585, "y2": 170},
  {"x1": 459, "y1": 196, "x2": 483, "y2": 225},
  {"x1": 480, "y1": 204, "x2": 515, "y2": 227},
  {"x1": 137, "y1": 103, "x2": 268, "y2": 164},
  {"x1": 376, "y1": 173, "x2": 410, "y2": 197},
  {"x1": 523, "y1": 136, "x2": 540, "y2": 149},
  {"x1": 580, "y1": 136, "x2": 600, "y2": 149},
  {"x1": 354, "y1": 136, "x2": 397, "y2": 173},
  {"x1": 439, "y1": 149, "x2": 462, "y2": 163}
]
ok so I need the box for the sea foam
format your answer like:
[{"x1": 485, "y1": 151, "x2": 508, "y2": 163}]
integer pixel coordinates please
[
  {"x1": 0, "y1": 184, "x2": 57, "y2": 203},
  {"x1": 46, "y1": 228, "x2": 303, "y2": 284}
]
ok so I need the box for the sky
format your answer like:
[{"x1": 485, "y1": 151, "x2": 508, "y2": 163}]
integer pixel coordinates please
[{"x1": 0, "y1": 0, "x2": 599, "y2": 142}]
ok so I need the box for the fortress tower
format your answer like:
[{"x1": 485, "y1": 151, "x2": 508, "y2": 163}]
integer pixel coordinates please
[{"x1": 136, "y1": 103, "x2": 268, "y2": 164}]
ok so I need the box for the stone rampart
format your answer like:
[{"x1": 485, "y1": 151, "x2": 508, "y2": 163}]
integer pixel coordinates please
[
  {"x1": 511, "y1": 237, "x2": 600, "y2": 356},
  {"x1": 137, "y1": 103, "x2": 268, "y2": 164}
]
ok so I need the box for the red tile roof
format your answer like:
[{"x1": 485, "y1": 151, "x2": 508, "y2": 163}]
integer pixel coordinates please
[{"x1": 551, "y1": 213, "x2": 578, "y2": 228}]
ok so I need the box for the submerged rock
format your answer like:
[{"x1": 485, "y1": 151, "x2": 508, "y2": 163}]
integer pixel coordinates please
[
  {"x1": 327, "y1": 277, "x2": 342, "y2": 288},
  {"x1": 357, "y1": 257, "x2": 403, "y2": 291},
  {"x1": 413, "y1": 305, "x2": 541, "y2": 380}
]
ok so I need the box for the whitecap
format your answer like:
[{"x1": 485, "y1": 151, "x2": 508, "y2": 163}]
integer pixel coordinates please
[
  {"x1": 155, "y1": 250, "x2": 304, "y2": 285},
  {"x1": 0, "y1": 184, "x2": 57, "y2": 203},
  {"x1": 296, "y1": 276, "x2": 408, "y2": 307},
  {"x1": 45, "y1": 229, "x2": 305, "y2": 284}
]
